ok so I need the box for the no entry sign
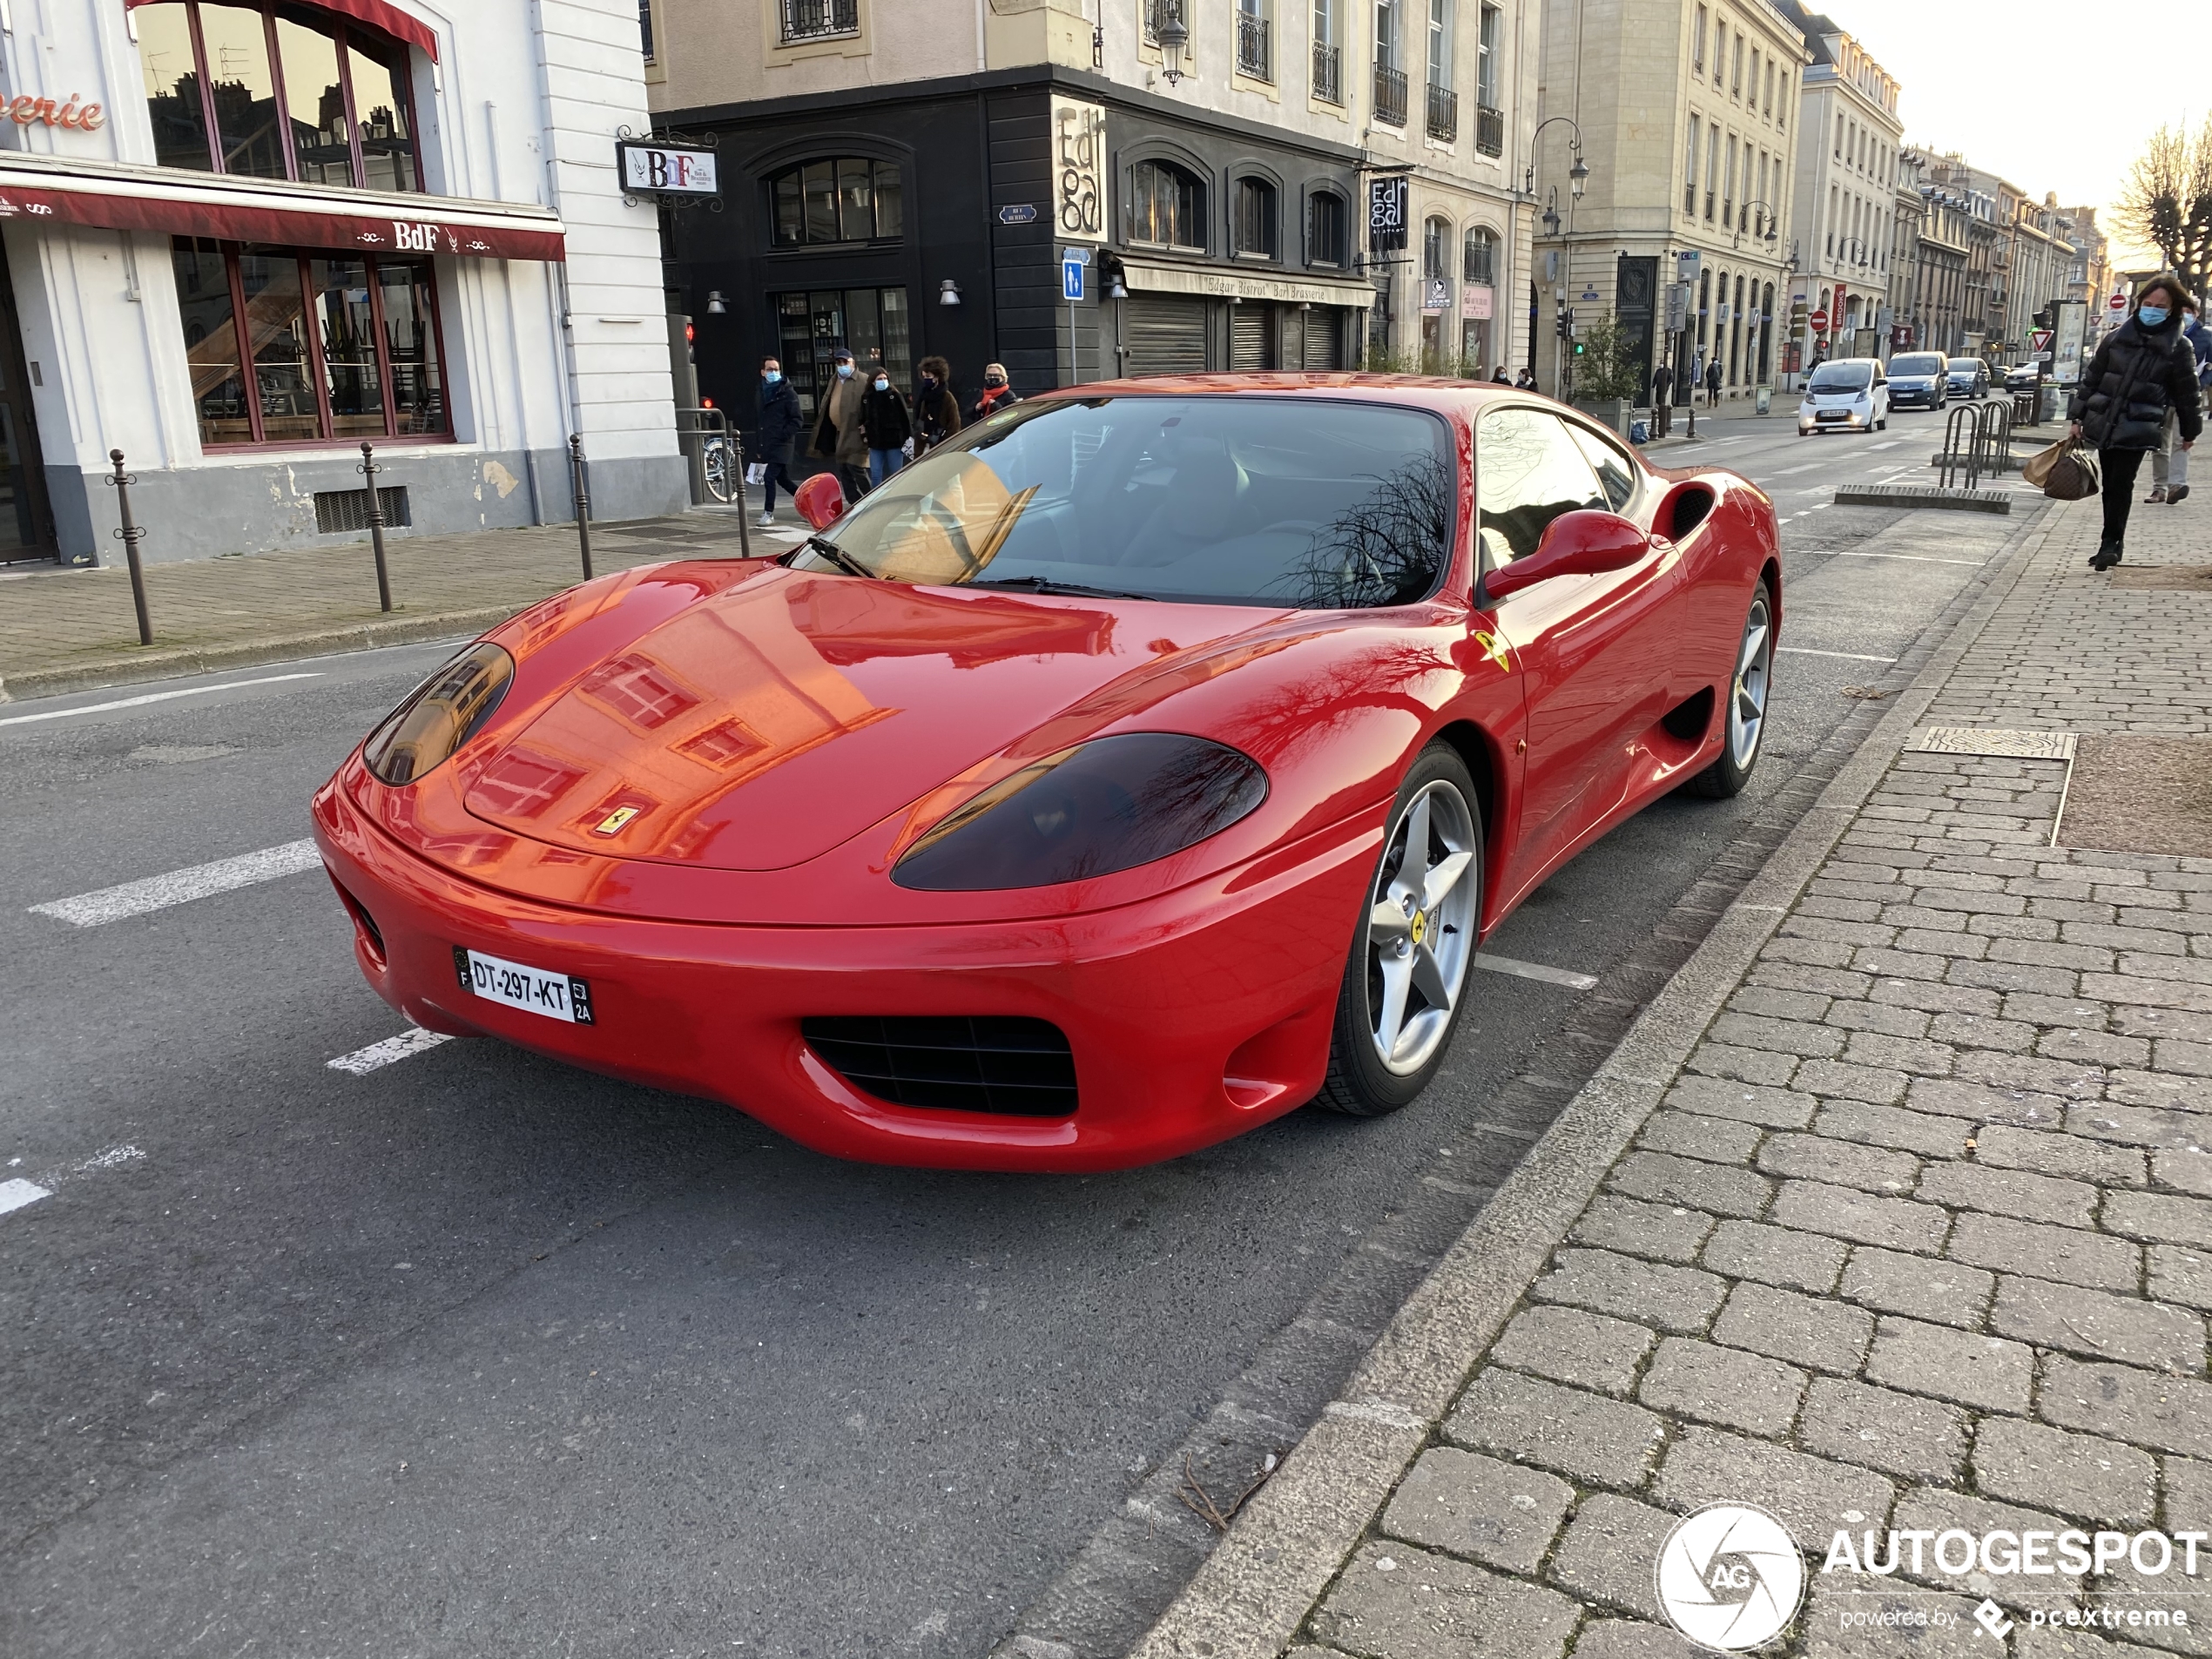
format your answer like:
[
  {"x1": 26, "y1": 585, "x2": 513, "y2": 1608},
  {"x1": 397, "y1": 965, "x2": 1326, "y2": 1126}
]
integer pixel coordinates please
[{"x1": 1808, "y1": 307, "x2": 1830, "y2": 332}]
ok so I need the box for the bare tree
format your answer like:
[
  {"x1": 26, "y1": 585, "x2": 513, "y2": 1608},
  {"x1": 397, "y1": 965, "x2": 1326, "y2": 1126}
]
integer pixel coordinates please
[{"x1": 2117, "y1": 116, "x2": 2212, "y2": 301}]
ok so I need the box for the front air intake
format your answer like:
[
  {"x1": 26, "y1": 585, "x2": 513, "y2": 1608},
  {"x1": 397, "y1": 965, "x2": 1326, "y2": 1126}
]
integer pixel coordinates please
[{"x1": 802, "y1": 1016, "x2": 1078, "y2": 1116}]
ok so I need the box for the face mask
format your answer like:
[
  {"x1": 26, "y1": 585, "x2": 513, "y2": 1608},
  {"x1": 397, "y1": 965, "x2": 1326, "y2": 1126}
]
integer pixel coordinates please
[
  {"x1": 985, "y1": 376, "x2": 1006, "y2": 388},
  {"x1": 763, "y1": 370, "x2": 781, "y2": 383},
  {"x1": 835, "y1": 363, "x2": 853, "y2": 378},
  {"x1": 873, "y1": 378, "x2": 888, "y2": 391},
  {"x1": 921, "y1": 376, "x2": 939, "y2": 390},
  {"x1": 2140, "y1": 306, "x2": 2170, "y2": 328}
]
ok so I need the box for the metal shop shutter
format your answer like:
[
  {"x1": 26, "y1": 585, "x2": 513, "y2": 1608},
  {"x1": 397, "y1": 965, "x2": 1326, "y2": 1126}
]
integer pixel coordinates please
[
  {"x1": 1302, "y1": 307, "x2": 1345, "y2": 369},
  {"x1": 1229, "y1": 301, "x2": 1274, "y2": 370},
  {"x1": 1124, "y1": 293, "x2": 1209, "y2": 375}
]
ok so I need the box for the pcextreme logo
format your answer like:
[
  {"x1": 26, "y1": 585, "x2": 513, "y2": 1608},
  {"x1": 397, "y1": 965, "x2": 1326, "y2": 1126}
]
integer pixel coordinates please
[{"x1": 1656, "y1": 1504, "x2": 1805, "y2": 1650}]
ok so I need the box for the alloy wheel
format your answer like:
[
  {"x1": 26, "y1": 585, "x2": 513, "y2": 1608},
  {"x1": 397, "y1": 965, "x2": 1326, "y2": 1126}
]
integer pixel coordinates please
[
  {"x1": 1363, "y1": 780, "x2": 1480, "y2": 1076},
  {"x1": 1729, "y1": 590, "x2": 1773, "y2": 772}
]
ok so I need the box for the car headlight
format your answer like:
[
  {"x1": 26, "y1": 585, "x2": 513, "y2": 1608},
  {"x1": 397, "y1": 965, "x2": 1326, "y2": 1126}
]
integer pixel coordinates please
[
  {"x1": 361, "y1": 641, "x2": 516, "y2": 785},
  {"x1": 891, "y1": 732, "x2": 1269, "y2": 892}
]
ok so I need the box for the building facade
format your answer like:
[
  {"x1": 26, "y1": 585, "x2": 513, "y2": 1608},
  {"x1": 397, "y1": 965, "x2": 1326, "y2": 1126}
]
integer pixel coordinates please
[
  {"x1": 1775, "y1": 0, "x2": 1898, "y2": 371},
  {"x1": 642, "y1": 0, "x2": 1536, "y2": 436},
  {"x1": 1532, "y1": 0, "x2": 1805, "y2": 407},
  {"x1": 0, "y1": 0, "x2": 683, "y2": 568},
  {"x1": 1906, "y1": 161, "x2": 1968, "y2": 355}
]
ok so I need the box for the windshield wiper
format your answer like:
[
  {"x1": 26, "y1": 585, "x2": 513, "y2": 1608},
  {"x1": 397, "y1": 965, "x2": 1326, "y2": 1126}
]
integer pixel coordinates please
[
  {"x1": 792, "y1": 534, "x2": 878, "y2": 580},
  {"x1": 967, "y1": 575, "x2": 1157, "y2": 603}
]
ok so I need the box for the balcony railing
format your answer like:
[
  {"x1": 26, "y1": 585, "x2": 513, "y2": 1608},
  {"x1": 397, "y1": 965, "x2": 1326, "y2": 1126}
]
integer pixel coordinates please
[
  {"x1": 1475, "y1": 102, "x2": 1503, "y2": 156},
  {"x1": 1373, "y1": 63, "x2": 1408, "y2": 128},
  {"x1": 1426, "y1": 83, "x2": 1459, "y2": 143},
  {"x1": 1312, "y1": 41, "x2": 1343, "y2": 104},
  {"x1": 781, "y1": 0, "x2": 859, "y2": 42},
  {"x1": 1237, "y1": 12, "x2": 1271, "y2": 80}
]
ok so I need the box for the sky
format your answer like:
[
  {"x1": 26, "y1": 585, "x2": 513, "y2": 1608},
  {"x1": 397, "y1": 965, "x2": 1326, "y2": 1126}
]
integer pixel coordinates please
[{"x1": 1811, "y1": 0, "x2": 2198, "y2": 271}]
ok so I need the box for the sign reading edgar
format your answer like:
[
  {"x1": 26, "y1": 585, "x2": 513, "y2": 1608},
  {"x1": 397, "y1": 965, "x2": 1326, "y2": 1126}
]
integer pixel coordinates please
[{"x1": 1049, "y1": 96, "x2": 1107, "y2": 242}]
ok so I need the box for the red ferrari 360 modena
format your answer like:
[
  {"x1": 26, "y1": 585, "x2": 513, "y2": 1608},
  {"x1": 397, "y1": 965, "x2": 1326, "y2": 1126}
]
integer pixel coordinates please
[{"x1": 312, "y1": 374, "x2": 1779, "y2": 1171}]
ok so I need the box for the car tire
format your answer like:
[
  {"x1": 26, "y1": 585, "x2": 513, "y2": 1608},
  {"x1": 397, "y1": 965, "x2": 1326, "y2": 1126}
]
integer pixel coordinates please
[
  {"x1": 1315, "y1": 744, "x2": 1485, "y2": 1118},
  {"x1": 1683, "y1": 581, "x2": 1776, "y2": 800}
]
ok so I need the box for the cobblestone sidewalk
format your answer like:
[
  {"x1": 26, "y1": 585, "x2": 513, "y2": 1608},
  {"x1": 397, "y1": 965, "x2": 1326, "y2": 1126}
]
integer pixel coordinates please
[
  {"x1": 1143, "y1": 495, "x2": 2212, "y2": 1659},
  {"x1": 0, "y1": 504, "x2": 799, "y2": 700}
]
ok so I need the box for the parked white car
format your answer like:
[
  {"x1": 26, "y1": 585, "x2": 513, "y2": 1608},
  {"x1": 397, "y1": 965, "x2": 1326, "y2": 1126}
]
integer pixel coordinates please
[{"x1": 1797, "y1": 359, "x2": 1890, "y2": 435}]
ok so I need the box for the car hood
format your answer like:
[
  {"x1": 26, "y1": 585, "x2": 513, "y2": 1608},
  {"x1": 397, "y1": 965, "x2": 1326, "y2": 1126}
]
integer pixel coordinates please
[{"x1": 461, "y1": 565, "x2": 1291, "y2": 872}]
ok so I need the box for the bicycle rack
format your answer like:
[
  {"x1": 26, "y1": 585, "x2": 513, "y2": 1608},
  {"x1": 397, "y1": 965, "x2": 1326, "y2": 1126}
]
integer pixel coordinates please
[
  {"x1": 1977, "y1": 401, "x2": 2013, "y2": 482},
  {"x1": 674, "y1": 406, "x2": 748, "y2": 558},
  {"x1": 1939, "y1": 404, "x2": 1979, "y2": 490}
]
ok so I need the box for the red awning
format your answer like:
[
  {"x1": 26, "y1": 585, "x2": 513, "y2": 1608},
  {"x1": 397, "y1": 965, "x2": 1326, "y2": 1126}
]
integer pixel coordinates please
[
  {"x1": 0, "y1": 156, "x2": 564, "y2": 262},
  {"x1": 125, "y1": 0, "x2": 439, "y2": 61}
]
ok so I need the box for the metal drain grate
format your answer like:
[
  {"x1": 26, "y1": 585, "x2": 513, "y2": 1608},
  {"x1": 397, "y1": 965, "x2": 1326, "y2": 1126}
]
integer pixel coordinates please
[
  {"x1": 314, "y1": 486, "x2": 411, "y2": 534},
  {"x1": 1908, "y1": 726, "x2": 2076, "y2": 760}
]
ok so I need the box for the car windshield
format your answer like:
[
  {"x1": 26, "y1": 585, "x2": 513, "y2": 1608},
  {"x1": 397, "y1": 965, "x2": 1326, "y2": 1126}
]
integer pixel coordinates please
[
  {"x1": 1892, "y1": 354, "x2": 1944, "y2": 376},
  {"x1": 790, "y1": 395, "x2": 1458, "y2": 608},
  {"x1": 1948, "y1": 360, "x2": 1980, "y2": 374},
  {"x1": 1807, "y1": 364, "x2": 1872, "y2": 393}
]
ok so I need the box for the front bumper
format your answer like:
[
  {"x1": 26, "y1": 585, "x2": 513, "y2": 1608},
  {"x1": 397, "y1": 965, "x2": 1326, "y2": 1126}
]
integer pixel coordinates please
[{"x1": 312, "y1": 774, "x2": 1376, "y2": 1172}]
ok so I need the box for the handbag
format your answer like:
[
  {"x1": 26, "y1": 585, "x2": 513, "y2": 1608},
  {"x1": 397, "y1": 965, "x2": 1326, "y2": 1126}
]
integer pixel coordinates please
[
  {"x1": 2041, "y1": 442, "x2": 2101, "y2": 502},
  {"x1": 745, "y1": 462, "x2": 765, "y2": 487},
  {"x1": 2020, "y1": 438, "x2": 2069, "y2": 488}
]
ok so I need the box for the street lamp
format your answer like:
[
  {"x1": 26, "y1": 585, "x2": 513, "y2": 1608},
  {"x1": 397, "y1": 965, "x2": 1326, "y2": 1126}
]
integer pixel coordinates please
[
  {"x1": 1154, "y1": 1, "x2": 1189, "y2": 85},
  {"x1": 1734, "y1": 200, "x2": 1780, "y2": 253},
  {"x1": 1541, "y1": 187, "x2": 1561, "y2": 239},
  {"x1": 1525, "y1": 115, "x2": 1590, "y2": 202}
]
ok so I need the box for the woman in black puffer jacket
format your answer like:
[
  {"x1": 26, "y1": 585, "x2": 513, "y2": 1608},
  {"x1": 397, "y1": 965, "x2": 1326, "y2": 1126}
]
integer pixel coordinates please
[{"x1": 2070, "y1": 273, "x2": 2202, "y2": 568}]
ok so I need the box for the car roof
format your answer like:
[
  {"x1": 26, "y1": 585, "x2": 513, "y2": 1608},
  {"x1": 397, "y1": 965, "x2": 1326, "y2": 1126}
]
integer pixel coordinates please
[{"x1": 1022, "y1": 371, "x2": 1512, "y2": 412}]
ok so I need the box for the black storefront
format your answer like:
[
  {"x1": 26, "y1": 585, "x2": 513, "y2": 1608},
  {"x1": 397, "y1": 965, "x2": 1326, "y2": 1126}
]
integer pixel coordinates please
[{"x1": 658, "y1": 64, "x2": 1372, "y2": 446}]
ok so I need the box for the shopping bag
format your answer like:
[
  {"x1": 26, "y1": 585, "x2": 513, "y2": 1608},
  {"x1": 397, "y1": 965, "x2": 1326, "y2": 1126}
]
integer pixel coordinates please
[
  {"x1": 2020, "y1": 439, "x2": 2069, "y2": 488},
  {"x1": 745, "y1": 462, "x2": 765, "y2": 487},
  {"x1": 2041, "y1": 443, "x2": 2101, "y2": 502}
]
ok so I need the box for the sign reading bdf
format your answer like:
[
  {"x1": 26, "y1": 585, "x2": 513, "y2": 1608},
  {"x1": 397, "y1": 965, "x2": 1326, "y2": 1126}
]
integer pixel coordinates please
[{"x1": 617, "y1": 141, "x2": 718, "y2": 198}]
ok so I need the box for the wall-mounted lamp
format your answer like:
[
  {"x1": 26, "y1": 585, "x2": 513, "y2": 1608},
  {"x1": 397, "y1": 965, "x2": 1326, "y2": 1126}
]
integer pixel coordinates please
[
  {"x1": 705, "y1": 290, "x2": 727, "y2": 314},
  {"x1": 1156, "y1": 2, "x2": 1189, "y2": 85},
  {"x1": 1107, "y1": 274, "x2": 1129, "y2": 300},
  {"x1": 939, "y1": 279, "x2": 962, "y2": 307},
  {"x1": 1569, "y1": 155, "x2": 1590, "y2": 199}
]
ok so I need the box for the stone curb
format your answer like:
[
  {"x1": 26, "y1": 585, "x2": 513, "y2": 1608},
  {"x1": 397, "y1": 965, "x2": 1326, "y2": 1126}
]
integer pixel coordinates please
[
  {"x1": 1833, "y1": 484, "x2": 2012, "y2": 514},
  {"x1": 1123, "y1": 501, "x2": 2076, "y2": 1659},
  {"x1": 0, "y1": 605, "x2": 521, "y2": 704}
]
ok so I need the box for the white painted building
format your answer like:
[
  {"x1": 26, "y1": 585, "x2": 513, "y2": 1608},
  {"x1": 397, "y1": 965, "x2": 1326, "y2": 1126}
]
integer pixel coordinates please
[{"x1": 0, "y1": 0, "x2": 684, "y2": 567}]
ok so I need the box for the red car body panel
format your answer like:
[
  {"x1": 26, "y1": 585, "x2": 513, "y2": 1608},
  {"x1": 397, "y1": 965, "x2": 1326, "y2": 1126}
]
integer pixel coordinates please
[{"x1": 312, "y1": 374, "x2": 1778, "y2": 1170}]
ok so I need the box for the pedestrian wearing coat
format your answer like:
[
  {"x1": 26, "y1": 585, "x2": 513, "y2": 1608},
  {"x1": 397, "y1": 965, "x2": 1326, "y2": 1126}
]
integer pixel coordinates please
[
  {"x1": 968, "y1": 362, "x2": 1021, "y2": 425},
  {"x1": 2148, "y1": 299, "x2": 2211, "y2": 503},
  {"x1": 808, "y1": 348, "x2": 872, "y2": 502},
  {"x1": 1491, "y1": 366, "x2": 1511, "y2": 384},
  {"x1": 1514, "y1": 368, "x2": 1536, "y2": 390},
  {"x1": 913, "y1": 355, "x2": 962, "y2": 455},
  {"x1": 1704, "y1": 356, "x2": 1723, "y2": 407},
  {"x1": 860, "y1": 368, "x2": 913, "y2": 488},
  {"x1": 752, "y1": 356, "x2": 806, "y2": 526},
  {"x1": 1651, "y1": 361, "x2": 1674, "y2": 407},
  {"x1": 2069, "y1": 273, "x2": 2202, "y2": 568}
]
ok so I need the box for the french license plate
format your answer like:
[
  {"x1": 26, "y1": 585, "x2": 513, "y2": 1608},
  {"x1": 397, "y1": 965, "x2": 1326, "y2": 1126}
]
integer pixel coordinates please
[{"x1": 453, "y1": 947, "x2": 594, "y2": 1025}]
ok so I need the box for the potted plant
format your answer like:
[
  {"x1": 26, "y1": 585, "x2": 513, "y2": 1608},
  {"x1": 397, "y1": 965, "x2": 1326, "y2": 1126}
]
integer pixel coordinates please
[{"x1": 1568, "y1": 312, "x2": 1643, "y2": 435}]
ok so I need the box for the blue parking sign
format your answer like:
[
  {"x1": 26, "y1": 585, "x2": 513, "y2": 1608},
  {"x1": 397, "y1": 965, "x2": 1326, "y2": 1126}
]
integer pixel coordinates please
[{"x1": 1062, "y1": 259, "x2": 1086, "y2": 301}]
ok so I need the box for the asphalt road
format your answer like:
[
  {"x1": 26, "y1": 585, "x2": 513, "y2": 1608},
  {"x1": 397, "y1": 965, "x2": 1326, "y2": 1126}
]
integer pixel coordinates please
[{"x1": 0, "y1": 408, "x2": 2034, "y2": 1659}]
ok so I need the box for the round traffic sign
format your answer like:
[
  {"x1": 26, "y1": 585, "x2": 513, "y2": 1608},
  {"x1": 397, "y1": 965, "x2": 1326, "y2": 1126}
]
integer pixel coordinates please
[
  {"x1": 2109, "y1": 292, "x2": 2128, "y2": 312},
  {"x1": 1809, "y1": 307, "x2": 1829, "y2": 331}
]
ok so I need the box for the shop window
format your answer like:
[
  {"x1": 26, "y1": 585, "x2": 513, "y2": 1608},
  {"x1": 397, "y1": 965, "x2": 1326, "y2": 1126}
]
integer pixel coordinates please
[
  {"x1": 772, "y1": 287, "x2": 912, "y2": 420},
  {"x1": 133, "y1": 2, "x2": 421, "y2": 192},
  {"x1": 1232, "y1": 177, "x2": 1278, "y2": 260},
  {"x1": 1129, "y1": 159, "x2": 1204, "y2": 250},
  {"x1": 768, "y1": 157, "x2": 903, "y2": 246},
  {"x1": 1307, "y1": 190, "x2": 1347, "y2": 266},
  {"x1": 169, "y1": 237, "x2": 449, "y2": 448}
]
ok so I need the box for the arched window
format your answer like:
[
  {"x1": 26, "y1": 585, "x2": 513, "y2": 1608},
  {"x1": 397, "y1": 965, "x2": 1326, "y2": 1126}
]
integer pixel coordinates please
[
  {"x1": 134, "y1": 0, "x2": 418, "y2": 191},
  {"x1": 1463, "y1": 225, "x2": 1497, "y2": 287},
  {"x1": 1422, "y1": 214, "x2": 1451, "y2": 281},
  {"x1": 1232, "y1": 176, "x2": 1278, "y2": 259},
  {"x1": 1130, "y1": 159, "x2": 1204, "y2": 250},
  {"x1": 769, "y1": 157, "x2": 903, "y2": 246},
  {"x1": 1306, "y1": 190, "x2": 1348, "y2": 267}
]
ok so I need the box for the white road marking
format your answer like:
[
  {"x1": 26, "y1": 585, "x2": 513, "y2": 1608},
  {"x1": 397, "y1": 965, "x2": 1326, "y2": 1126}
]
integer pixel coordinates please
[
  {"x1": 0, "y1": 1178, "x2": 51, "y2": 1217},
  {"x1": 1832, "y1": 551, "x2": 1986, "y2": 567},
  {"x1": 30, "y1": 839, "x2": 321, "y2": 927},
  {"x1": 1473, "y1": 952, "x2": 1600, "y2": 991},
  {"x1": 0, "y1": 672, "x2": 322, "y2": 728},
  {"x1": 0, "y1": 1143, "x2": 145, "y2": 1223},
  {"x1": 1868, "y1": 439, "x2": 1906, "y2": 450},
  {"x1": 1778, "y1": 646, "x2": 1898, "y2": 663},
  {"x1": 1764, "y1": 462, "x2": 1824, "y2": 477},
  {"x1": 329, "y1": 1027, "x2": 455, "y2": 1076}
]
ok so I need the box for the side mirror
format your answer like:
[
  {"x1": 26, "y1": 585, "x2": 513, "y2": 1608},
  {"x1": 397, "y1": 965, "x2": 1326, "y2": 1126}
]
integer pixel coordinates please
[
  {"x1": 794, "y1": 472, "x2": 846, "y2": 532},
  {"x1": 1484, "y1": 509, "x2": 1649, "y2": 600}
]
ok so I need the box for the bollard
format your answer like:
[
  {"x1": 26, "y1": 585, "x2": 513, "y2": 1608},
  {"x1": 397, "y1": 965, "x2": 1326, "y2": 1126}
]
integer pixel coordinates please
[
  {"x1": 105, "y1": 448, "x2": 153, "y2": 646},
  {"x1": 358, "y1": 443, "x2": 394, "y2": 612},
  {"x1": 731, "y1": 430, "x2": 752, "y2": 561},
  {"x1": 568, "y1": 432, "x2": 594, "y2": 581}
]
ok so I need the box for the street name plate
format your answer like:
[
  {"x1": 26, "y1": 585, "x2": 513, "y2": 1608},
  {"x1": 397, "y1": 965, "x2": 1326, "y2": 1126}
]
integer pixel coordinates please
[{"x1": 1908, "y1": 727, "x2": 2076, "y2": 760}]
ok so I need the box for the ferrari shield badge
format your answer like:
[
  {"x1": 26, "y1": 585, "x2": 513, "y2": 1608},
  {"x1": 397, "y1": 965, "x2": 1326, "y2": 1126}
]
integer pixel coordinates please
[
  {"x1": 592, "y1": 806, "x2": 641, "y2": 836},
  {"x1": 1473, "y1": 630, "x2": 1514, "y2": 671}
]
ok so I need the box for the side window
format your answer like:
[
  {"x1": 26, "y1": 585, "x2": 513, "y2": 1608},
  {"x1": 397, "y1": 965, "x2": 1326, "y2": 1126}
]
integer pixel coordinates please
[
  {"x1": 1567, "y1": 424, "x2": 1638, "y2": 513},
  {"x1": 1475, "y1": 408, "x2": 1606, "y2": 568}
]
